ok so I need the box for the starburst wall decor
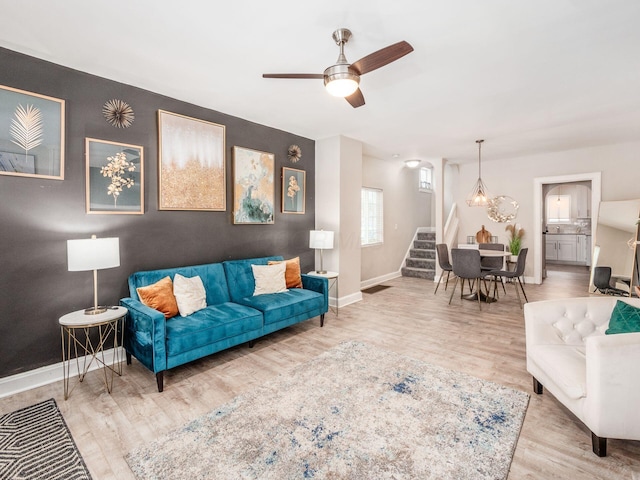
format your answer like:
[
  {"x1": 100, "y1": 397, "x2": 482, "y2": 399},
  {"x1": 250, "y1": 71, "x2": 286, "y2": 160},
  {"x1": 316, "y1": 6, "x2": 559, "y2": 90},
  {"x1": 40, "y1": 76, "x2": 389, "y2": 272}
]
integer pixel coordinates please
[{"x1": 102, "y1": 99, "x2": 135, "y2": 128}]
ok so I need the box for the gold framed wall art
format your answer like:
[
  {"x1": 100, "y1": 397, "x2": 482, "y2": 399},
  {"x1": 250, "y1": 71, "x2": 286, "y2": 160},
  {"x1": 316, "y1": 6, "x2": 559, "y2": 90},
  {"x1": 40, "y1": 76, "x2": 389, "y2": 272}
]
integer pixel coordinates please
[
  {"x1": 158, "y1": 110, "x2": 226, "y2": 211},
  {"x1": 233, "y1": 146, "x2": 275, "y2": 224}
]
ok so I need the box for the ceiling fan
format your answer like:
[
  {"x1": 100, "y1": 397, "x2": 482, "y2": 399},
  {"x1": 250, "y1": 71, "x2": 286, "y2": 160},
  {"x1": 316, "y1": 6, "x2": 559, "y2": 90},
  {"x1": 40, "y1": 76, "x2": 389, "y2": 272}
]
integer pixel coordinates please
[{"x1": 262, "y1": 28, "x2": 413, "y2": 108}]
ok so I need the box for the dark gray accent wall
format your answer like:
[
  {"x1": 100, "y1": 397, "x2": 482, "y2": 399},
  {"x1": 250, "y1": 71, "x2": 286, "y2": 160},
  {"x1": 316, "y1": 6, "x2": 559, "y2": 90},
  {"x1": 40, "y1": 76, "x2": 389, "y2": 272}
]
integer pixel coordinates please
[{"x1": 0, "y1": 47, "x2": 316, "y2": 378}]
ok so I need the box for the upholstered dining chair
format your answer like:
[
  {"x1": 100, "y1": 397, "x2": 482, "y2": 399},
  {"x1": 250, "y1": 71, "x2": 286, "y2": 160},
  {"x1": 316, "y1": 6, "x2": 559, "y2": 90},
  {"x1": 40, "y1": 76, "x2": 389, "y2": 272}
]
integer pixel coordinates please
[
  {"x1": 593, "y1": 266, "x2": 629, "y2": 296},
  {"x1": 434, "y1": 243, "x2": 454, "y2": 294},
  {"x1": 448, "y1": 248, "x2": 490, "y2": 310},
  {"x1": 479, "y1": 243, "x2": 507, "y2": 297},
  {"x1": 487, "y1": 248, "x2": 529, "y2": 308}
]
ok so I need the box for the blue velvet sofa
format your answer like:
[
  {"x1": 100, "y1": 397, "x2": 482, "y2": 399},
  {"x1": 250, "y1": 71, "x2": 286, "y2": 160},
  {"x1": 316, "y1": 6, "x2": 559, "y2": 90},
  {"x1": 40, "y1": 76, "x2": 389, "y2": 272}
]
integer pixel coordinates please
[{"x1": 120, "y1": 256, "x2": 328, "y2": 391}]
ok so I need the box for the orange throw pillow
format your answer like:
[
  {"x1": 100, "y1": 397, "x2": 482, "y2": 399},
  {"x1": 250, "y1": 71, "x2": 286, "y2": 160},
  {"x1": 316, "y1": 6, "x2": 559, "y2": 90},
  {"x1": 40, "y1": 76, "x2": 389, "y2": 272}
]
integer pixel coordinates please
[
  {"x1": 268, "y1": 257, "x2": 303, "y2": 288},
  {"x1": 136, "y1": 276, "x2": 179, "y2": 318}
]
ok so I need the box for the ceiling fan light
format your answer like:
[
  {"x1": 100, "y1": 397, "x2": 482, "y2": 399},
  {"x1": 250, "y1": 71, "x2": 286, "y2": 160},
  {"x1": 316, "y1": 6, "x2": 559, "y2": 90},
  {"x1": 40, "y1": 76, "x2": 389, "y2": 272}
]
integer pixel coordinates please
[{"x1": 325, "y1": 77, "x2": 359, "y2": 97}]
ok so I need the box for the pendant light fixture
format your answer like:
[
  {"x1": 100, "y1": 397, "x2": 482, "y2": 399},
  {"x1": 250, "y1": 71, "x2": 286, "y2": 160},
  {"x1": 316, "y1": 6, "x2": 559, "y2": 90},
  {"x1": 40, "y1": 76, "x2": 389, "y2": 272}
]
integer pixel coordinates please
[{"x1": 466, "y1": 139, "x2": 491, "y2": 207}]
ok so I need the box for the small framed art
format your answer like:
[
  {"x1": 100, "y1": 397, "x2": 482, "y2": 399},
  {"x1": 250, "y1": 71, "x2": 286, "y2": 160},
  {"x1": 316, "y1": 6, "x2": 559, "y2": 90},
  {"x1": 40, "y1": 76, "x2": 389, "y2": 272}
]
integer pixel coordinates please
[
  {"x1": 282, "y1": 167, "x2": 305, "y2": 214},
  {"x1": 0, "y1": 84, "x2": 65, "y2": 180},
  {"x1": 233, "y1": 146, "x2": 275, "y2": 224},
  {"x1": 86, "y1": 138, "x2": 144, "y2": 214}
]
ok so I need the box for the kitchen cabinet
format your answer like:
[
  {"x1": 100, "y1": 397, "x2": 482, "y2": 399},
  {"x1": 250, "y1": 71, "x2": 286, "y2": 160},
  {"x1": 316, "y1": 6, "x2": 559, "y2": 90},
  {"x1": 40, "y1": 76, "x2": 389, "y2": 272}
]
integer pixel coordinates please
[
  {"x1": 546, "y1": 234, "x2": 577, "y2": 262},
  {"x1": 546, "y1": 234, "x2": 590, "y2": 265}
]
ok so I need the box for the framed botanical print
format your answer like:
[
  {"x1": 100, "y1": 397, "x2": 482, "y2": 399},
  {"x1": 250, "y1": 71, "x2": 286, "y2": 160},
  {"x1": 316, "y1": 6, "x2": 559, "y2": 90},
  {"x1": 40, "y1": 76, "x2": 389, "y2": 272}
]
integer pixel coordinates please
[
  {"x1": 0, "y1": 85, "x2": 65, "y2": 180},
  {"x1": 233, "y1": 146, "x2": 275, "y2": 224},
  {"x1": 282, "y1": 167, "x2": 305, "y2": 214},
  {"x1": 158, "y1": 110, "x2": 226, "y2": 211},
  {"x1": 86, "y1": 138, "x2": 144, "y2": 214}
]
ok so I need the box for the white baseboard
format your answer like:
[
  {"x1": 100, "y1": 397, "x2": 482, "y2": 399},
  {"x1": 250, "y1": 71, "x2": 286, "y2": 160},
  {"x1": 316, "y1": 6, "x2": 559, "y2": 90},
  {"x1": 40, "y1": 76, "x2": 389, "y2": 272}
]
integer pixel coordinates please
[
  {"x1": 336, "y1": 291, "x2": 363, "y2": 308},
  {"x1": 360, "y1": 271, "x2": 402, "y2": 290},
  {"x1": 0, "y1": 347, "x2": 123, "y2": 399}
]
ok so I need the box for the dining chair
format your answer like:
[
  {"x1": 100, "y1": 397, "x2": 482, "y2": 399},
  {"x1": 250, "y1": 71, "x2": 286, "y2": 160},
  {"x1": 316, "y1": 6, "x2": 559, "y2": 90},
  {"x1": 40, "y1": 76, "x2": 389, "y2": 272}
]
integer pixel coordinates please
[
  {"x1": 448, "y1": 248, "x2": 490, "y2": 310},
  {"x1": 487, "y1": 248, "x2": 529, "y2": 308},
  {"x1": 593, "y1": 266, "x2": 629, "y2": 296},
  {"x1": 434, "y1": 243, "x2": 454, "y2": 294},
  {"x1": 479, "y1": 243, "x2": 506, "y2": 296}
]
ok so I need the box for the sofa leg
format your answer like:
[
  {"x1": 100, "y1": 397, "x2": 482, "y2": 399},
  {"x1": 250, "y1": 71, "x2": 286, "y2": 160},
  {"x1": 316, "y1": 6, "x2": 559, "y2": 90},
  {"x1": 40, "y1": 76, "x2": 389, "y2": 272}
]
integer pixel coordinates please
[
  {"x1": 591, "y1": 432, "x2": 607, "y2": 457},
  {"x1": 533, "y1": 377, "x2": 544, "y2": 394},
  {"x1": 156, "y1": 372, "x2": 164, "y2": 393},
  {"x1": 321, "y1": 313, "x2": 325, "y2": 327},
  {"x1": 126, "y1": 352, "x2": 132, "y2": 365},
  {"x1": 248, "y1": 340, "x2": 255, "y2": 348}
]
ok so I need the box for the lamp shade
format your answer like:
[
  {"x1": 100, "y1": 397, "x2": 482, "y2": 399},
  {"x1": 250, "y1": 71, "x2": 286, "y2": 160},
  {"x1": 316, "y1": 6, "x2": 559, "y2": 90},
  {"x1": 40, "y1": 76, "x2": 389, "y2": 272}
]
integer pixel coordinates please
[
  {"x1": 67, "y1": 236, "x2": 120, "y2": 271},
  {"x1": 309, "y1": 230, "x2": 334, "y2": 250}
]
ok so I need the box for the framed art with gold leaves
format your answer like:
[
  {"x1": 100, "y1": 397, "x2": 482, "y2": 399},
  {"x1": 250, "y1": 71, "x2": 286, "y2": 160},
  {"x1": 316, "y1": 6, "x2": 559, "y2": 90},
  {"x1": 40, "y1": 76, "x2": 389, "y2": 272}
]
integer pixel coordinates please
[
  {"x1": 0, "y1": 84, "x2": 65, "y2": 180},
  {"x1": 282, "y1": 167, "x2": 305, "y2": 214},
  {"x1": 86, "y1": 138, "x2": 144, "y2": 214},
  {"x1": 158, "y1": 110, "x2": 226, "y2": 211},
  {"x1": 233, "y1": 146, "x2": 275, "y2": 224}
]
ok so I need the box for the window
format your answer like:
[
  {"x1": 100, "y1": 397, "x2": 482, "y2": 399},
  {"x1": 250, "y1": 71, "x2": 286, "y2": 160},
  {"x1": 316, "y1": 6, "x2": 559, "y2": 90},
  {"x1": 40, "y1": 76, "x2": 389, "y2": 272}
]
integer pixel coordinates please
[
  {"x1": 419, "y1": 166, "x2": 433, "y2": 192},
  {"x1": 361, "y1": 187, "x2": 383, "y2": 246},
  {"x1": 547, "y1": 194, "x2": 571, "y2": 222}
]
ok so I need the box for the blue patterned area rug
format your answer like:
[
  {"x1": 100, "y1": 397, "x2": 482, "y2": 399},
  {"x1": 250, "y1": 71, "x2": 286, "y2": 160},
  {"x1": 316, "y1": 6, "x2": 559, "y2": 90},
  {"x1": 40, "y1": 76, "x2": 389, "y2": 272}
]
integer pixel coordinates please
[
  {"x1": 127, "y1": 341, "x2": 529, "y2": 479},
  {"x1": 0, "y1": 399, "x2": 92, "y2": 480}
]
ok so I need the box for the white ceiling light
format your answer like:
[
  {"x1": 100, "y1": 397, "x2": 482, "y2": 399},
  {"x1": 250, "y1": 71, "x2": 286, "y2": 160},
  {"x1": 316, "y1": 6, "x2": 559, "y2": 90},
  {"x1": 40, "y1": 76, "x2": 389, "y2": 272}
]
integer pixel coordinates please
[
  {"x1": 404, "y1": 159, "x2": 421, "y2": 168},
  {"x1": 466, "y1": 139, "x2": 491, "y2": 207}
]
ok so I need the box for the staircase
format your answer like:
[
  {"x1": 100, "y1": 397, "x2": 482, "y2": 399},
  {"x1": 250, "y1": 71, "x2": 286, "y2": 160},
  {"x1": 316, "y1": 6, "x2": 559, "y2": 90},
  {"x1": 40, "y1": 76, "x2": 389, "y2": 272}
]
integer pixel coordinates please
[{"x1": 401, "y1": 231, "x2": 436, "y2": 280}]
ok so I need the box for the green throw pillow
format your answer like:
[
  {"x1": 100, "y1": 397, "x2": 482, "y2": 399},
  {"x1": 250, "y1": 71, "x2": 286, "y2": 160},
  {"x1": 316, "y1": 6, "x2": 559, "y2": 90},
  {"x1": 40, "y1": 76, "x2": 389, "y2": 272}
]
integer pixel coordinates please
[{"x1": 605, "y1": 300, "x2": 640, "y2": 335}]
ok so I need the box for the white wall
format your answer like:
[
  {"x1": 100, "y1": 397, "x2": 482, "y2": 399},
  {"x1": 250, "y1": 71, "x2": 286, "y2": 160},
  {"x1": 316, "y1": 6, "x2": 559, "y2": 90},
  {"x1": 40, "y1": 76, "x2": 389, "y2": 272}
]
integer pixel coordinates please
[
  {"x1": 454, "y1": 141, "x2": 640, "y2": 280},
  {"x1": 361, "y1": 155, "x2": 431, "y2": 283}
]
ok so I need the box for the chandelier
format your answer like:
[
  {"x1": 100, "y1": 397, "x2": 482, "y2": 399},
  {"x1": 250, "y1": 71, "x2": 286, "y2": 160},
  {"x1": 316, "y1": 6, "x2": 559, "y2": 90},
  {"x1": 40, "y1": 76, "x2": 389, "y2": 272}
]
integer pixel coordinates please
[{"x1": 466, "y1": 139, "x2": 491, "y2": 207}]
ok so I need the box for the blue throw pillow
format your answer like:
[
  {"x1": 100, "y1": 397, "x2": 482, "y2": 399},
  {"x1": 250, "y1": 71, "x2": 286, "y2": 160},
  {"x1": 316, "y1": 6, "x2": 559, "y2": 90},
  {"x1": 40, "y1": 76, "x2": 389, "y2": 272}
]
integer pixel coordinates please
[{"x1": 605, "y1": 300, "x2": 640, "y2": 335}]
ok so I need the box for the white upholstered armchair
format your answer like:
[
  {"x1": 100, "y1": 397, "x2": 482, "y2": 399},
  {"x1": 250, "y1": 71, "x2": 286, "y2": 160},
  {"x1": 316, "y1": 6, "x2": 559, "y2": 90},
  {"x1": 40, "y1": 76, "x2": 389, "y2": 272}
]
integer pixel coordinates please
[{"x1": 524, "y1": 296, "x2": 640, "y2": 456}]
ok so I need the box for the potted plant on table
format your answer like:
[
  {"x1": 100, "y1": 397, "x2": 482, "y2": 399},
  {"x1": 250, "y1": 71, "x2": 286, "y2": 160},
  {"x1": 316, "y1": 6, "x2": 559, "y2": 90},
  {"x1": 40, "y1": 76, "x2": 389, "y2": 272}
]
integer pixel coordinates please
[{"x1": 505, "y1": 224, "x2": 525, "y2": 262}]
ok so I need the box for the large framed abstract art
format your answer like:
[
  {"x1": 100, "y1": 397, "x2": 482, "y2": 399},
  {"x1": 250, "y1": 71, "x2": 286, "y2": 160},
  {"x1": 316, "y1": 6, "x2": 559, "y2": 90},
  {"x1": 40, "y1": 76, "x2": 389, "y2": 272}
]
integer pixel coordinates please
[{"x1": 158, "y1": 110, "x2": 226, "y2": 211}]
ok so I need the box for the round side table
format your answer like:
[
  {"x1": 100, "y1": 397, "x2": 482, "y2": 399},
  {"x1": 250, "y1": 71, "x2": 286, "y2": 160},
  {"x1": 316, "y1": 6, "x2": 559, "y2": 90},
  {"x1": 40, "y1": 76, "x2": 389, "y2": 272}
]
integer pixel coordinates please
[
  {"x1": 307, "y1": 271, "x2": 339, "y2": 316},
  {"x1": 59, "y1": 306, "x2": 127, "y2": 399}
]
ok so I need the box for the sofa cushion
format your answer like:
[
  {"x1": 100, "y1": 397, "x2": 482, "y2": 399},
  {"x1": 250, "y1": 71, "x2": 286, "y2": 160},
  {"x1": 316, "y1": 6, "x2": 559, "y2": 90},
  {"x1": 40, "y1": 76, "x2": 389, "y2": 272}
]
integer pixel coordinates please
[
  {"x1": 529, "y1": 344, "x2": 586, "y2": 399},
  {"x1": 223, "y1": 256, "x2": 284, "y2": 302},
  {"x1": 136, "y1": 276, "x2": 179, "y2": 318},
  {"x1": 252, "y1": 263, "x2": 288, "y2": 295},
  {"x1": 165, "y1": 303, "x2": 263, "y2": 356},
  {"x1": 236, "y1": 288, "x2": 324, "y2": 325},
  {"x1": 173, "y1": 274, "x2": 207, "y2": 317},
  {"x1": 129, "y1": 263, "x2": 231, "y2": 306},
  {"x1": 606, "y1": 300, "x2": 640, "y2": 335},
  {"x1": 268, "y1": 257, "x2": 303, "y2": 288}
]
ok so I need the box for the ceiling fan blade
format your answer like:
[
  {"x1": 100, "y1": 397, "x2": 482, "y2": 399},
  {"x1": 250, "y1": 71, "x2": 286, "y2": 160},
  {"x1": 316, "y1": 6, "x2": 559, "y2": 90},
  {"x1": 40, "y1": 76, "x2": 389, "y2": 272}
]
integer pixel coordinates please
[
  {"x1": 350, "y1": 41, "x2": 414, "y2": 75},
  {"x1": 262, "y1": 73, "x2": 324, "y2": 79},
  {"x1": 345, "y1": 88, "x2": 365, "y2": 108}
]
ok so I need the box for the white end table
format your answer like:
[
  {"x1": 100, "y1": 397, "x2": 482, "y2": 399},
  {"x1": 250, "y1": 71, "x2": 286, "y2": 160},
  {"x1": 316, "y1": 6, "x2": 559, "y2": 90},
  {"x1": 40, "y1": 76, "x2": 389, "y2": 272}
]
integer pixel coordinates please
[
  {"x1": 59, "y1": 306, "x2": 127, "y2": 399},
  {"x1": 307, "y1": 271, "x2": 339, "y2": 316}
]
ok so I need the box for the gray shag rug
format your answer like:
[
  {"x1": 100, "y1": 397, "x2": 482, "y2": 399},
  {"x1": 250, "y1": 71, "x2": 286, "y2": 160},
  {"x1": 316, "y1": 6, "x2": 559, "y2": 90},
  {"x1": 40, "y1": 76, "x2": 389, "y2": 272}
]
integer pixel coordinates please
[
  {"x1": 0, "y1": 399, "x2": 92, "y2": 480},
  {"x1": 127, "y1": 341, "x2": 529, "y2": 479}
]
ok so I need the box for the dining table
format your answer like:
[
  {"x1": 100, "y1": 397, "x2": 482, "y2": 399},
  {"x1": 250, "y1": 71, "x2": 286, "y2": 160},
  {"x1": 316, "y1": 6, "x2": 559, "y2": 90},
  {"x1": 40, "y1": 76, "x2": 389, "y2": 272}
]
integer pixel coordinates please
[{"x1": 462, "y1": 249, "x2": 512, "y2": 303}]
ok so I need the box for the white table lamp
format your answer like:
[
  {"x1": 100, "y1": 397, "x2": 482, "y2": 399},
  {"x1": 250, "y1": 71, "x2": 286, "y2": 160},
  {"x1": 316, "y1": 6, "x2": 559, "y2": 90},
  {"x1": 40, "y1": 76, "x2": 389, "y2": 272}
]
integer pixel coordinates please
[
  {"x1": 67, "y1": 235, "x2": 120, "y2": 315},
  {"x1": 309, "y1": 230, "x2": 334, "y2": 274}
]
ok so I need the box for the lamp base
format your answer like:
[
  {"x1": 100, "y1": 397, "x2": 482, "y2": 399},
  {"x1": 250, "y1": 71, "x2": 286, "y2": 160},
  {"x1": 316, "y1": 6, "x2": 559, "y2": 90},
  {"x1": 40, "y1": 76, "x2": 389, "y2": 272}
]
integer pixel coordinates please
[
  {"x1": 84, "y1": 306, "x2": 107, "y2": 315},
  {"x1": 315, "y1": 270, "x2": 328, "y2": 275}
]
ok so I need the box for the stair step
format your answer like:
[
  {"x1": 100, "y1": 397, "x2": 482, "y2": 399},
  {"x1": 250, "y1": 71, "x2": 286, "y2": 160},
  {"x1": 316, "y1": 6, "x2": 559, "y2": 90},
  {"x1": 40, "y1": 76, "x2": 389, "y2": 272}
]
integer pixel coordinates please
[
  {"x1": 416, "y1": 232, "x2": 436, "y2": 241},
  {"x1": 401, "y1": 266, "x2": 435, "y2": 280},
  {"x1": 410, "y1": 248, "x2": 435, "y2": 259},
  {"x1": 405, "y1": 257, "x2": 435, "y2": 269},
  {"x1": 413, "y1": 240, "x2": 435, "y2": 250}
]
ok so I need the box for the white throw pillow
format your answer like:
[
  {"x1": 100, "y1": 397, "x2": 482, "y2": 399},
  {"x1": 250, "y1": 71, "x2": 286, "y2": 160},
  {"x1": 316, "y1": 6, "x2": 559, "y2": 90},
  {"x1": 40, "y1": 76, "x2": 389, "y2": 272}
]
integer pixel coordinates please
[
  {"x1": 252, "y1": 263, "x2": 288, "y2": 296},
  {"x1": 173, "y1": 273, "x2": 207, "y2": 317}
]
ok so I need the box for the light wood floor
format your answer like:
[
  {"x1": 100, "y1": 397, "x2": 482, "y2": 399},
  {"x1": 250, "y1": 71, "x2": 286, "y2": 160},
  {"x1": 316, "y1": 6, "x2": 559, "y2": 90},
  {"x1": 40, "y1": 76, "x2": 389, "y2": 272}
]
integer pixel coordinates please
[{"x1": 3, "y1": 268, "x2": 639, "y2": 479}]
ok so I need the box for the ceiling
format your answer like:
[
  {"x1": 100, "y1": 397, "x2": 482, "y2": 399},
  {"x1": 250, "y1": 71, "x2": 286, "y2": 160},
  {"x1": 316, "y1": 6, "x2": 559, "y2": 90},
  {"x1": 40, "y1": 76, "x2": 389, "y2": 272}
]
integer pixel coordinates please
[{"x1": 1, "y1": 1, "x2": 639, "y2": 164}]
